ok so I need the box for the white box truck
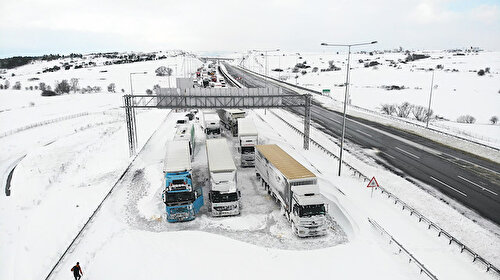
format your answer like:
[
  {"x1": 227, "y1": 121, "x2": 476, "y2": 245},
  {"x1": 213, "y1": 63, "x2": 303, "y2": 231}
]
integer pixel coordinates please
[
  {"x1": 255, "y1": 144, "x2": 327, "y2": 237},
  {"x1": 206, "y1": 138, "x2": 241, "y2": 216},
  {"x1": 237, "y1": 118, "x2": 258, "y2": 167},
  {"x1": 202, "y1": 110, "x2": 221, "y2": 138}
]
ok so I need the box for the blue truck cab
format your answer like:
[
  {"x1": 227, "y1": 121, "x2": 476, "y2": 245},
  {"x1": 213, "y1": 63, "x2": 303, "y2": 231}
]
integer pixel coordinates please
[{"x1": 162, "y1": 171, "x2": 203, "y2": 222}]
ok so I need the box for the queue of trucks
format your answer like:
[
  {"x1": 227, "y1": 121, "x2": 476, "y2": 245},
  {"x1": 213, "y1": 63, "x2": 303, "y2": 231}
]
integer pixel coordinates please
[
  {"x1": 195, "y1": 62, "x2": 226, "y2": 88},
  {"x1": 161, "y1": 109, "x2": 327, "y2": 237}
]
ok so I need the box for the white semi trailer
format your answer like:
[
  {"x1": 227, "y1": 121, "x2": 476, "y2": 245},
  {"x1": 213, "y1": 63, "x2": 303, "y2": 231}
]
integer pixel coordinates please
[
  {"x1": 206, "y1": 138, "x2": 241, "y2": 216},
  {"x1": 237, "y1": 118, "x2": 258, "y2": 167},
  {"x1": 202, "y1": 111, "x2": 221, "y2": 138},
  {"x1": 255, "y1": 144, "x2": 327, "y2": 237}
]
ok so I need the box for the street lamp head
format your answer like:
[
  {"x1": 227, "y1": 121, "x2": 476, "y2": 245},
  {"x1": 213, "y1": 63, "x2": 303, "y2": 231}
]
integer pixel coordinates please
[
  {"x1": 371, "y1": 41, "x2": 378, "y2": 44},
  {"x1": 320, "y1": 43, "x2": 327, "y2": 46},
  {"x1": 143, "y1": 71, "x2": 148, "y2": 74}
]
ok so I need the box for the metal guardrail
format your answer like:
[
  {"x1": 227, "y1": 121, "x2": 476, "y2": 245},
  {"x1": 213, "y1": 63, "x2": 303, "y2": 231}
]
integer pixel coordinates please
[
  {"x1": 236, "y1": 65, "x2": 500, "y2": 152},
  {"x1": 0, "y1": 112, "x2": 90, "y2": 138},
  {"x1": 368, "y1": 218, "x2": 438, "y2": 280},
  {"x1": 268, "y1": 109, "x2": 500, "y2": 277}
]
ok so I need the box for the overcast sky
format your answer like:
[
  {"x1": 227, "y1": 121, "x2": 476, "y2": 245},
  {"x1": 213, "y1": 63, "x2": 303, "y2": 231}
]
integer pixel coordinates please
[{"x1": 0, "y1": 0, "x2": 499, "y2": 57}]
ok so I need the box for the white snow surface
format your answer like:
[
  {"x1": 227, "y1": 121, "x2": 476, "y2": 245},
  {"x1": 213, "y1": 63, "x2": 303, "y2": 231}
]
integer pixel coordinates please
[
  {"x1": 0, "y1": 55, "x2": 498, "y2": 280},
  {"x1": 238, "y1": 50, "x2": 500, "y2": 148}
]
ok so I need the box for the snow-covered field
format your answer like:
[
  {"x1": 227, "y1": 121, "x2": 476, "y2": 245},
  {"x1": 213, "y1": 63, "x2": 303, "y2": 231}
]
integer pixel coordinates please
[
  {"x1": 238, "y1": 50, "x2": 500, "y2": 147},
  {"x1": 1, "y1": 54, "x2": 499, "y2": 280}
]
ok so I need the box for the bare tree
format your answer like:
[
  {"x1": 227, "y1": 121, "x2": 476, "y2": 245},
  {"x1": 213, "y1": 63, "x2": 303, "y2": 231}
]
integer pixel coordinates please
[
  {"x1": 457, "y1": 115, "x2": 476, "y2": 124},
  {"x1": 13, "y1": 81, "x2": 21, "y2": 90},
  {"x1": 380, "y1": 104, "x2": 396, "y2": 115},
  {"x1": 70, "y1": 78, "x2": 79, "y2": 93},
  {"x1": 412, "y1": 105, "x2": 433, "y2": 122},
  {"x1": 396, "y1": 102, "x2": 413, "y2": 118}
]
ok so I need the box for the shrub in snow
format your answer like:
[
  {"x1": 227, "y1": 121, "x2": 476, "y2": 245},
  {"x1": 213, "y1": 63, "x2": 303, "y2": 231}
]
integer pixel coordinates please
[
  {"x1": 457, "y1": 115, "x2": 476, "y2": 124},
  {"x1": 485, "y1": 67, "x2": 490, "y2": 73},
  {"x1": 0, "y1": 84, "x2": 3, "y2": 89},
  {"x1": 301, "y1": 70, "x2": 307, "y2": 75},
  {"x1": 4, "y1": 80, "x2": 9, "y2": 89},
  {"x1": 41, "y1": 90, "x2": 57, "y2": 96},
  {"x1": 146, "y1": 89, "x2": 153, "y2": 95},
  {"x1": 29, "y1": 86, "x2": 33, "y2": 90},
  {"x1": 412, "y1": 105, "x2": 433, "y2": 122},
  {"x1": 156, "y1": 66, "x2": 173, "y2": 77},
  {"x1": 107, "y1": 83, "x2": 116, "y2": 93},
  {"x1": 153, "y1": 84, "x2": 161, "y2": 94},
  {"x1": 55, "y1": 80, "x2": 70, "y2": 94},
  {"x1": 13, "y1": 81, "x2": 21, "y2": 90},
  {"x1": 396, "y1": 102, "x2": 413, "y2": 118},
  {"x1": 477, "y1": 69, "x2": 485, "y2": 76},
  {"x1": 121, "y1": 88, "x2": 125, "y2": 93},
  {"x1": 380, "y1": 104, "x2": 396, "y2": 115},
  {"x1": 39, "y1": 82, "x2": 46, "y2": 91},
  {"x1": 312, "y1": 67, "x2": 318, "y2": 73},
  {"x1": 490, "y1": 116, "x2": 498, "y2": 125}
]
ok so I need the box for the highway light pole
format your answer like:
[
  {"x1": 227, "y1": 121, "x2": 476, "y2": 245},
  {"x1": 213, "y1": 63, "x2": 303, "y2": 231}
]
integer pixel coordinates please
[
  {"x1": 253, "y1": 49, "x2": 280, "y2": 87},
  {"x1": 129, "y1": 71, "x2": 147, "y2": 155},
  {"x1": 426, "y1": 70, "x2": 435, "y2": 128},
  {"x1": 321, "y1": 41, "x2": 377, "y2": 176}
]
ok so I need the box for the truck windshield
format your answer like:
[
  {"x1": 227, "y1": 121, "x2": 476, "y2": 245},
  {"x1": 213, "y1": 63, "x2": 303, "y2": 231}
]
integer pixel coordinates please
[
  {"x1": 212, "y1": 192, "x2": 238, "y2": 203},
  {"x1": 165, "y1": 191, "x2": 194, "y2": 204},
  {"x1": 299, "y1": 204, "x2": 325, "y2": 217},
  {"x1": 241, "y1": 146, "x2": 254, "y2": 154}
]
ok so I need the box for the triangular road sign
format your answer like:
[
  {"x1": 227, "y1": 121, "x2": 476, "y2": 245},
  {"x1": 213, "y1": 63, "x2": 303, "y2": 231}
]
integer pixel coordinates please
[{"x1": 367, "y1": 177, "x2": 379, "y2": 188}]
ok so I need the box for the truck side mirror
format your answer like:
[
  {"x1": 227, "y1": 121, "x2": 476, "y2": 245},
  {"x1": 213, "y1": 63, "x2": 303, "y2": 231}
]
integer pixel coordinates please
[
  {"x1": 238, "y1": 190, "x2": 241, "y2": 198},
  {"x1": 208, "y1": 193, "x2": 212, "y2": 202}
]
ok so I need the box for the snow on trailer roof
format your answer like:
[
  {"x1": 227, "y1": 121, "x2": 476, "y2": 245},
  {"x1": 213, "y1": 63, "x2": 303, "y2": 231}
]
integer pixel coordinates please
[
  {"x1": 237, "y1": 118, "x2": 258, "y2": 136},
  {"x1": 174, "y1": 124, "x2": 191, "y2": 141},
  {"x1": 256, "y1": 144, "x2": 315, "y2": 180},
  {"x1": 163, "y1": 140, "x2": 191, "y2": 173},
  {"x1": 226, "y1": 109, "x2": 246, "y2": 115},
  {"x1": 206, "y1": 138, "x2": 236, "y2": 172}
]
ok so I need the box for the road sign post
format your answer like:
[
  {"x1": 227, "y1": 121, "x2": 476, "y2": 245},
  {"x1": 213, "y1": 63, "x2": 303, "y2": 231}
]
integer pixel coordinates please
[{"x1": 367, "y1": 176, "x2": 379, "y2": 198}]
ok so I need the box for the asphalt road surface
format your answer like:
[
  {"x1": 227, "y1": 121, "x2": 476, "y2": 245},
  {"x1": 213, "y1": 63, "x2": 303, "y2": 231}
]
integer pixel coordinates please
[{"x1": 223, "y1": 63, "x2": 500, "y2": 225}]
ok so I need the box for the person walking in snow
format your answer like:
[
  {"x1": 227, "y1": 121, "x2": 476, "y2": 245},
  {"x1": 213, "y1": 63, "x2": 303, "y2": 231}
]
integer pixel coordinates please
[{"x1": 71, "y1": 262, "x2": 83, "y2": 280}]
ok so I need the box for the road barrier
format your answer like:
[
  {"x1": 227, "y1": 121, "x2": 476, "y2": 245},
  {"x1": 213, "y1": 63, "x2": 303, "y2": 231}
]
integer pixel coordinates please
[
  {"x1": 368, "y1": 218, "x2": 438, "y2": 280},
  {"x1": 269, "y1": 109, "x2": 500, "y2": 277}
]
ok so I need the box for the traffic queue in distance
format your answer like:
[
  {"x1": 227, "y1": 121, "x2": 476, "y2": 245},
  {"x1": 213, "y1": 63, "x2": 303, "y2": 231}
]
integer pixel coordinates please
[
  {"x1": 161, "y1": 109, "x2": 327, "y2": 237},
  {"x1": 194, "y1": 62, "x2": 227, "y2": 88}
]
